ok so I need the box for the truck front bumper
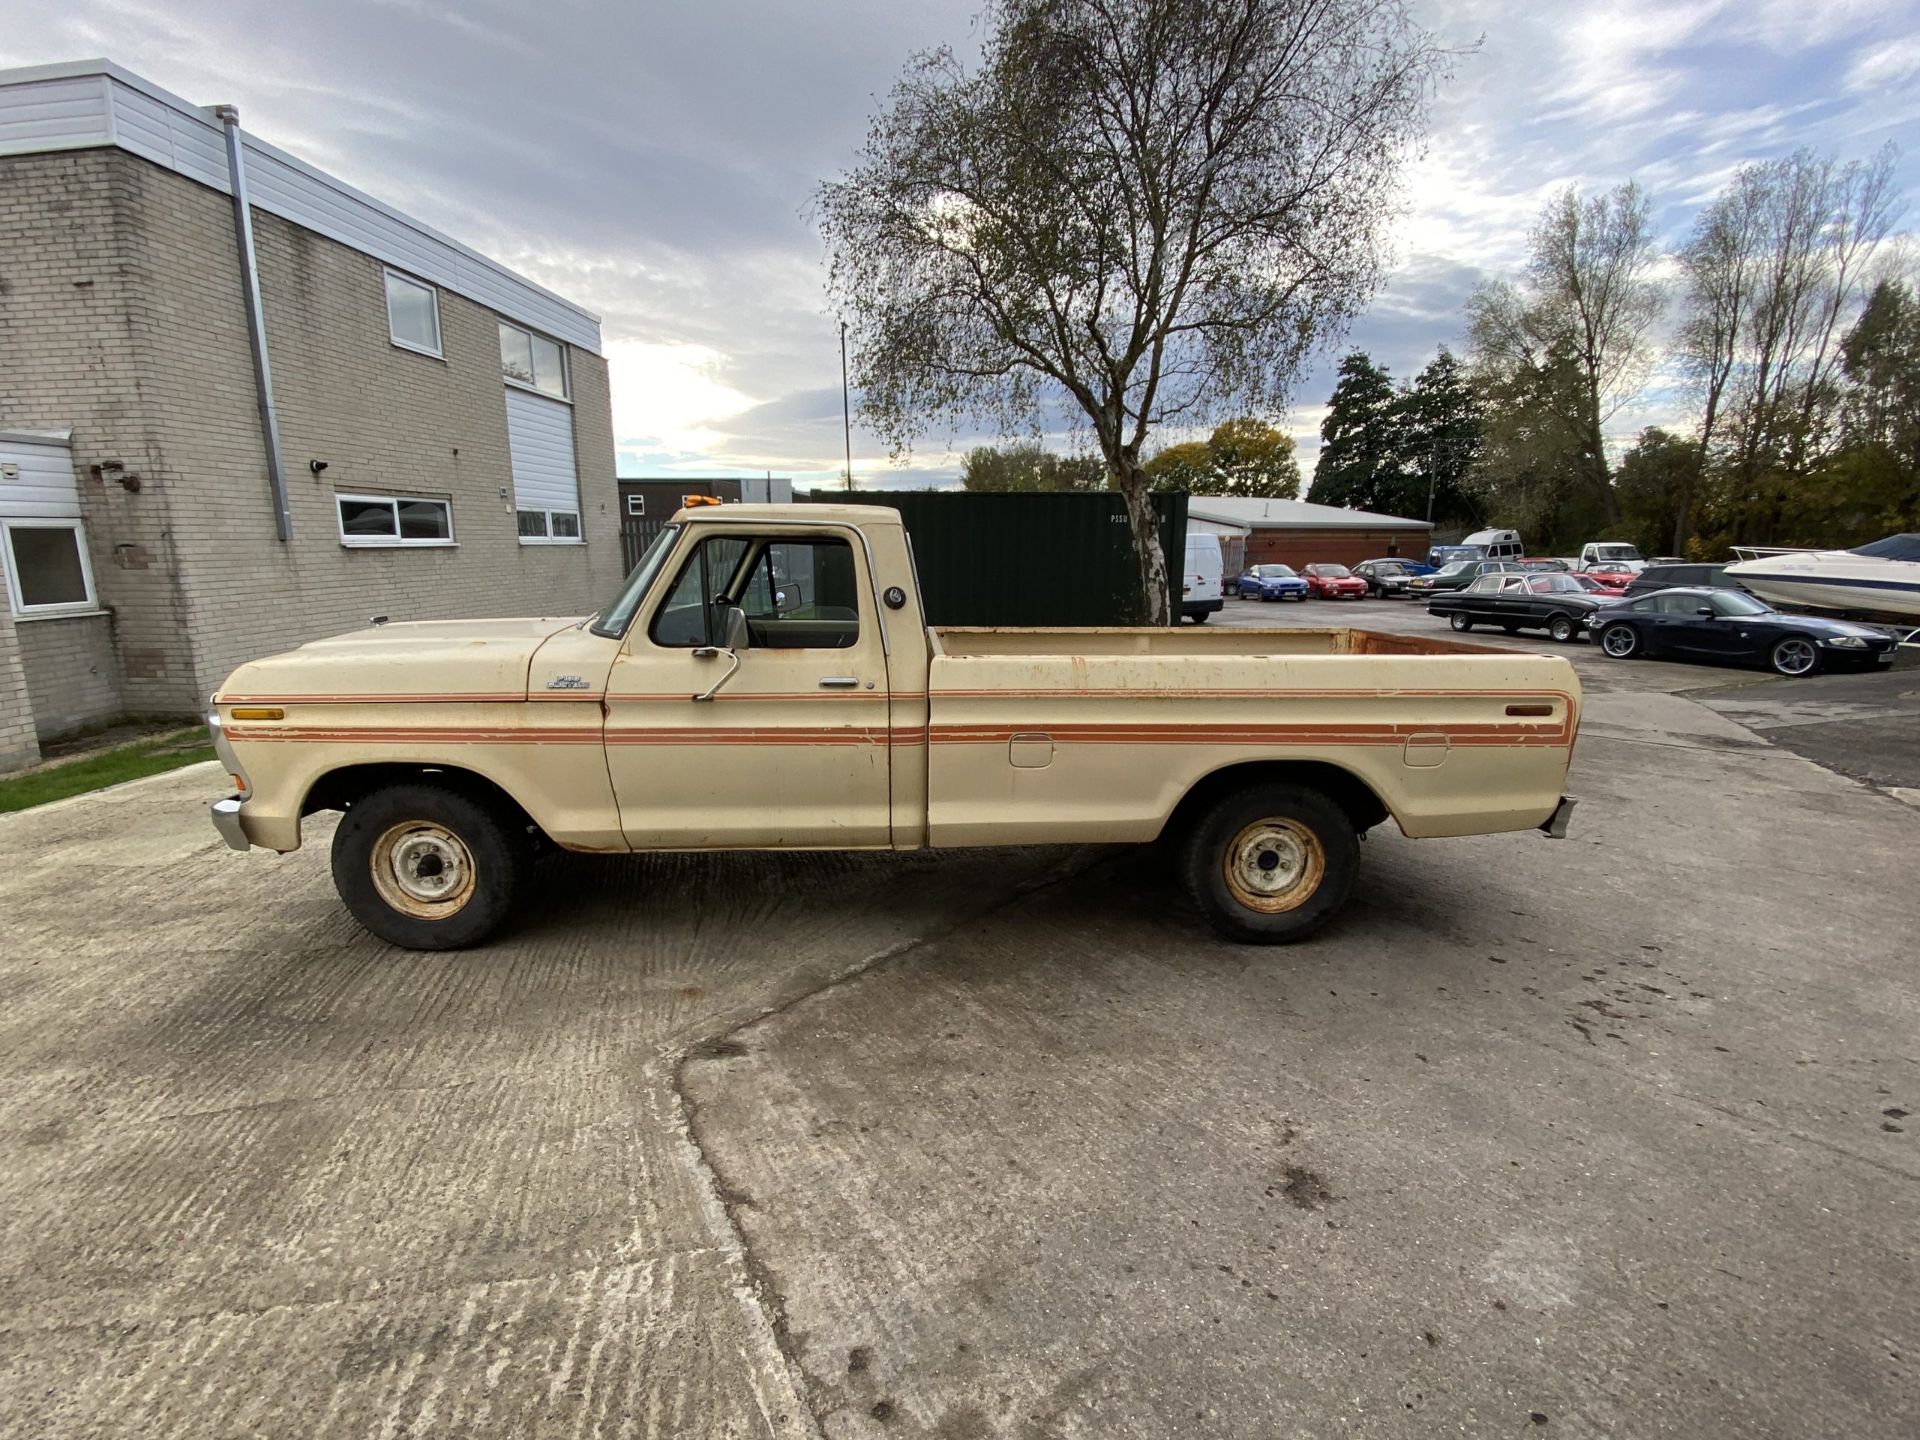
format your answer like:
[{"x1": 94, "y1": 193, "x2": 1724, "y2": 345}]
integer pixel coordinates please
[
  {"x1": 1539, "y1": 796, "x2": 1577, "y2": 839},
  {"x1": 211, "y1": 797, "x2": 252, "y2": 851}
]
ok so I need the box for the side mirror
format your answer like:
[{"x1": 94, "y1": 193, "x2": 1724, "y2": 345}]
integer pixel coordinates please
[
  {"x1": 721, "y1": 604, "x2": 749, "y2": 651},
  {"x1": 692, "y1": 605, "x2": 749, "y2": 701},
  {"x1": 1696, "y1": 606, "x2": 1715, "y2": 618}
]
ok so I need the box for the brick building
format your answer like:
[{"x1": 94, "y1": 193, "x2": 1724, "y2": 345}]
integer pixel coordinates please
[
  {"x1": 0, "y1": 60, "x2": 624, "y2": 769},
  {"x1": 1188, "y1": 497, "x2": 1432, "y2": 576}
]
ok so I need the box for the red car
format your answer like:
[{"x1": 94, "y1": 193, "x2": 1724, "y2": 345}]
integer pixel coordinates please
[
  {"x1": 1566, "y1": 572, "x2": 1628, "y2": 598},
  {"x1": 1301, "y1": 563, "x2": 1369, "y2": 599}
]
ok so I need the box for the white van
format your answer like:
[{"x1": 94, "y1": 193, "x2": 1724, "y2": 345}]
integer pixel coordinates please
[
  {"x1": 1579, "y1": 541, "x2": 1645, "y2": 573},
  {"x1": 1462, "y1": 528, "x2": 1525, "y2": 560},
  {"x1": 1181, "y1": 532, "x2": 1224, "y2": 623}
]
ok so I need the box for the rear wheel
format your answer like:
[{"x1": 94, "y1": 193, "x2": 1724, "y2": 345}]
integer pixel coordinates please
[
  {"x1": 1181, "y1": 784, "x2": 1359, "y2": 944},
  {"x1": 1449, "y1": 613, "x2": 1474, "y2": 632},
  {"x1": 331, "y1": 782, "x2": 530, "y2": 949},
  {"x1": 1190, "y1": 610, "x2": 1211, "y2": 624},
  {"x1": 1600, "y1": 623, "x2": 1642, "y2": 659},
  {"x1": 1548, "y1": 613, "x2": 1577, "y2": 643},
  {"x1": 1769, "y1": 635, "x2": 1821, "y2": 677}
]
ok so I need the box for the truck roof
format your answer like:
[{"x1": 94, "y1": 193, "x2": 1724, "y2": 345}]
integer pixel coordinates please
[{"x1": 670, "y1": 502, "x2": 905, "y2": 525}]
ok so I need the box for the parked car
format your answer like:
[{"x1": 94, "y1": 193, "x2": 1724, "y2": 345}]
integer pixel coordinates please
[
  {"x1": 1464, "y1": 528, "x2": 1525, "y2": 559},
  {"x1": 1301, "y1": 563, "x2": 1369, "y2": 600},
  {"x1": 1427, "y1": 573, "x2": 1599, "y2": 643},
  {"x1": 1406, "y1": 559, "x2": 1526, "y2": 596},
  {"x1": 1182, "y1": 532, "x2": 1224, "y2": 623},
  {"x1": 1621, "y1": 562, "x2": 1737, "y2": 598},
  {"x1": 1426, "y1": 544, "x2": 1483, "y2": 568},
  {"x1": 1591, "y1": 588, "x2": 1898, "y2": 676},
  {"x1": 1583, "y1": 560, "x2": 1641, "y2": 586},
  {"x1": 1580, "y1": 541, "x2": 1645, "y2": 572},
  {"x1": 1353, "y1": 558, "x2": 1422, "y2": 597},
  {"x1": 1565, "y1": 572, "x2": 1629, "y2": 598},
  {"x1": 1239, "y1": 563, "x2": 1311, "y2": 602}
]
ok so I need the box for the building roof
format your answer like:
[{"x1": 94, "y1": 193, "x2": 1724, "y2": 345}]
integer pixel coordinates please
[
  {"x1": 0, "y1": 59, "x2": 601, "y2": 355},
  {"x1": 1186, "y1": 497, "x2": 1432, "y2": 532}
]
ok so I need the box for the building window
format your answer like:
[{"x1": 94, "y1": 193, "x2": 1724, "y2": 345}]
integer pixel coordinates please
[
  {"x1": 2, "y1": 518, "x2": 98, "y2": 615},
  {"x1": 627, "y1": 494, "x2": 645, "y2": 516},
  {"x1": 384, "y1": 271, "x2": 442, "y2": 357},
  {"x1": 499, "y1": 320, "x2": 569, "y2": 399},
  {"x1": 517, "y1": 508, "x2": 582, "y2": 542},
  {"x1": 337, "y1": 493, "x2": 455, "y2": 547}
]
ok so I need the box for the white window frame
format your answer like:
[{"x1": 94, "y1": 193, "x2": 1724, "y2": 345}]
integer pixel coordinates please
[
  {"x1": 626, "y1": 494, "x2": 645, "y2": 516},
  {"x1": 336, "y1": 493, "x2": 457, "y2": 548},
  {"x1": 384, "y1": 269, "x2": 443, "y2": 359},
  {"x1": 499, "y1": 319, "x2": 571, "y2": 401},
  {"x1": 2, "y1": 517, "x2": 100, "y2": 617},
  {"x1": 516, "y1": 508, "x2": 584, "y2": 546}
]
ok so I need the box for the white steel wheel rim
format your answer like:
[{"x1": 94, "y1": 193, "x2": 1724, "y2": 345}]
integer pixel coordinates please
[
  {"x1": 1602, "y1": 627, "x2": 1636, "y2": 656},
  {"x1": 1450, "y1": 614, "x2": 1470, "y2": 630},
  {"x1": 1774, "y1": 638, "x2": 1817, "y2": 675},
  {"x1": 1223, "y1": 818, "x2": 1326, "y2": 914},
  {"x1": 371, "y1": 821, "x2": 477, "y2": 918}
]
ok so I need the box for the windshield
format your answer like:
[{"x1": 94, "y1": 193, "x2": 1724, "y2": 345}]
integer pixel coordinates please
[
  {"x1": 1369, "y1": 561, "x2": 1407, "y2": 575},
  {"x1": 1710, "y1": 590, "x2": 1771, "y2": 617},
  {"x1": 1592, "y1": 544, "x2": 1642, "y2": 561},
  {"x1": 1852, "y1": 533, "x2": 1920, "y2": 562},
  {"x1": 1437, "y1": 561, "x2": 1474, "y2": 576},
  {"x1": 1252, "y1": 564, "x2": 1296, "y2": 578},
  {"x1": 1307, "y1": 564, "x2": 1350, "y2": 577},
  {"x1": 590, "y1": 525, "x2": 682, "y2": 638}
]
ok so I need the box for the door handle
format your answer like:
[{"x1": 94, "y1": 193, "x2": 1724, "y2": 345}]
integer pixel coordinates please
[{"x1": 818, "y1": 676, "x2": 860, "y2": 689}]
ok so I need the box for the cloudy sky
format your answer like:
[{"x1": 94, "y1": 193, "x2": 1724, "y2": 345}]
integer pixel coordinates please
[{"x1": 4, "y1": 0, "x2": 1914, "y2": 489}]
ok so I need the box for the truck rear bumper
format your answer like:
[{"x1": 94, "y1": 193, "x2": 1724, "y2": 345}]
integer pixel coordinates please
[{"x1": 1539, "y1": 796, "x2": 1577, "y2": 839}]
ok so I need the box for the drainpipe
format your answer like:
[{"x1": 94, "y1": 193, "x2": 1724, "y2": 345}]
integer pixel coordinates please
[{"x1": 214, "y1": 105, "x2": 293, "y2": 541}]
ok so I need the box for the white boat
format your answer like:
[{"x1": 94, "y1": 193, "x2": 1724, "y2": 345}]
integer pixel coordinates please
[{"x1": 1723, "y1": 534, "x2": 1920, "y2": 623}]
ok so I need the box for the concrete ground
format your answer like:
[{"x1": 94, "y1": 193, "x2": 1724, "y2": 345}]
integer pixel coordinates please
[{"x1": 2, "y1": 600, "x2": 1915, "y2": 1437}]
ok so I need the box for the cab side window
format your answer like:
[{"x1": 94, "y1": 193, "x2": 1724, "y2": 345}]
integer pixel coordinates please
[{"x1": 650, "y1": 534, "x2": 861, "y2": 650}]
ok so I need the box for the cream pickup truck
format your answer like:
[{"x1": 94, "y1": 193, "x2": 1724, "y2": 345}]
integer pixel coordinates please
[{"x1": 207, "y1": 504, "x2": 1579, "y2": 949}]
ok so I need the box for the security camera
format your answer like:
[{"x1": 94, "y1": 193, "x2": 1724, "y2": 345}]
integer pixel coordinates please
[{"x1": 309, "y1": 459, "x2": 329, "y2": 475}]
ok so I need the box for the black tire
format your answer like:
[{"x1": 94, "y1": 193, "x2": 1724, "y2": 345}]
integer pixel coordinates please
[
  {"x1": 1599, "y1": 623, "x2": 1641, "y2": 659},
  {"x1": 1181, "y1": 783, "x2": 1359, "y2": 944},
  {"x1": 1501, "y1": 624, "x2": 1520, "y2": 634},
  {"x1": 1769, "y1": 635, "x2": 1822, "y2": 677},
  {"x1": 1190, "y1": 610, "x2": 1211, "y2": 624},
  {"x1": 331, "y1": 782, "x2": 530, "y2": 949},
  {"x1": 1548, "y1": 613, "x2": 1576, "y2": 643},
  {"x1": 1449, "y1": 612, "x2": 1473, "y2": 632}
]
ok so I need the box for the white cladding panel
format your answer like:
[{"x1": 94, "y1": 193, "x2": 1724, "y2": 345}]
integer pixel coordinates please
[
  {"x1": 504, "y1": 390, "x2": 580, "y2": 513},
  {"x1": 0, "y1": 75, "x2": 111, "y2": 153},
  {"x1": 0, "y1": 437, "x2": 82, "y2": 520},
  {"x1": 0, "y1": 61, "x2": 600, "y2": 354}
]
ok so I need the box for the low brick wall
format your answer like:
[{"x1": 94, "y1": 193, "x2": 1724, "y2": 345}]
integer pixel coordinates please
[{"x1": 16, "y1": 613, "x2": 122, "y2": 740}]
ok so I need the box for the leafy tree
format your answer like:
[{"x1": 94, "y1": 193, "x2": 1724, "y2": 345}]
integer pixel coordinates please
[
  {"x1": 1676, "y1": 147, "x2": 1902, "y2": 545},
  {"x1": 1143, "y1": 441, "x2": 1218, "y2": 493},
  {"x1": 1307, "y1": 352, "x2": 1404, "y2": 511},
  {"x1": 820, "y1": 0, "x2": 1446, "y2": 621},
  {"x1": 1146, "y1": 418, "x2": 1302, "y2": 496},
  {"x1": 1396, "y1": 349, "x2": 1484, "y2": 526},
  {"x1": 1466, "y1": 339, "x2": 1604, "y2": 553},
  {"x1": 960, "y1": 443, "x2": 1107, "y2": 491},
  {"x1": 1614, "y1": 428, "x2": 1699, "y2": 558},
  {"x1": 1468, "y1": 181, "x2": 1666, "y2": 527}
]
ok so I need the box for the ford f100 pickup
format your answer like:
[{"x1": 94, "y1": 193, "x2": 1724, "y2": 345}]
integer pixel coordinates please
[{"x1": 208, "y1": 504, "x2": 1580, "y2": 949}]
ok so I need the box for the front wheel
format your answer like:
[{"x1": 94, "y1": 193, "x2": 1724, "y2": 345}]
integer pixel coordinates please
[
  {"x1": 1770, "y1": 635, "x2": 1821, "y2": 677},
  {"x1": 1181, "y1": 784, "x2": 1359, "y2": 944},
  {"x1": 1449, "y1": 613, "x2": 1474, "y2": 632},
  {"x1": 1190, "y1": 610, "x2": 1211, "y2": 625},
  {"x1": 1548, "y1": 614, "x2": 1577, "y2": 643},
  {"x1": 331, "y1": 782, "x2": 530, "y2": 949},
  {"x1": 1600, "y1": 623, "x2": 1642, "y2": 659}
]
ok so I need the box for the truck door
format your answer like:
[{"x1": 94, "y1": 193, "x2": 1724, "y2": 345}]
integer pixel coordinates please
[{"x1": 603, "y1": 525, "x2": 893, "y2": 848}]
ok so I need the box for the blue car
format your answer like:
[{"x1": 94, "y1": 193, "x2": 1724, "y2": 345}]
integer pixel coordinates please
[{"x1": 1238, "y1": 563, "x2": 1311, "y2": 601}]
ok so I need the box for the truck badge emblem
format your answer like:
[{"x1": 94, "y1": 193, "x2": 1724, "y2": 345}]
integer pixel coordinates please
[{"x1": 546, "y1": 674, "x2": 590, "y2": 690}]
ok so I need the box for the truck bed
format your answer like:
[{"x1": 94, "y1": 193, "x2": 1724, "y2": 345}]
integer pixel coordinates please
[{"x1": 922, "y1": 626, "x2": 1580, "y2": 847}]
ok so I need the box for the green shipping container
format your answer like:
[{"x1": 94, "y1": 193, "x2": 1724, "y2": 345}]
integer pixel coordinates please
[{"x1": 801, "y1": 490, "x2": 1189, "y2": 627}]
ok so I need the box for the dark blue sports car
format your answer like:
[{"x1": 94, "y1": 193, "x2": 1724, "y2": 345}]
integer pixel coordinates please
[
  {"x1": 1238, "y1": 564, "x2": 1311, "y2": 601},
  {"x1": 1591, "y1": 588, "x2": 1897, "y2": 676}
]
